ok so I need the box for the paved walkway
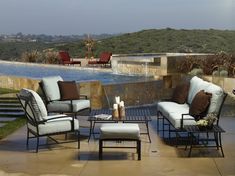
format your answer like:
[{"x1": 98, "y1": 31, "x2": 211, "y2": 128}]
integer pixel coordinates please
[{"x1": 0, "y1": 115, "x2": 235, "y2": 176}]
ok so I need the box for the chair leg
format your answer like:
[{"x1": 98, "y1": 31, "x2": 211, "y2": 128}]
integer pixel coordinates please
[
  {"x1": 77, "y1": 130, "x2": 80, "y2": 149},
  {"x1": 99, "y1": 140, "x2": 103, "y2": 160},
  {"x1": 36, "y1": 136, "x2": 39, "y2": 153},
  {"x1": 162, "y1": 118, "x2": 165, "y2": 138},
  {"x1": 137, "y1": 140, "x2": 141, "y2": 160},
  {"x1": 26, "y1": 129, "x2": 29, "y2": 149}
]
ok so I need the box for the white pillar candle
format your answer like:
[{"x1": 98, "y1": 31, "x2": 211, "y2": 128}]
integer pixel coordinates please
[
  {"x1": 115, "y1": 96, "x2": 120, "y2": 104},
  {"x1": 113, "y1": 103, "x2": 118, "y2": 109},
  {"x1": 119, "y1": 101, "x2": 124, "y2": 107}
]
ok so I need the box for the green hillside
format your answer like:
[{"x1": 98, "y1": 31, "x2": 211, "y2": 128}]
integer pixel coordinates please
[
  {"x1": 1, "y1": 28, "x2": 235, "y2": 60},
  {"x1": 93, "y1": 28, "x2": 235, "y2": 54}
]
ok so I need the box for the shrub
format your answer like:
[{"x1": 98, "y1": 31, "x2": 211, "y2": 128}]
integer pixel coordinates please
[
  {"x1": 20, "y1": 49, "x2": 60, "y2": 64},
  {"x1": 20, "y1": 50, "x2": 40, "y2": 63},
  {"x1": 42, "y1": 49, "x2": 60, "y2": 64},
  {"x1": 177, "y1": 52, "x2": 235, "y2": 77}
]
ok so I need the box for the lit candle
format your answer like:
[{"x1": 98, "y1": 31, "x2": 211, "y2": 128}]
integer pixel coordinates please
[
  {"x1": 119, "y1": 101, "x2": 124, "y2": 107},
  {"x1": 113, "y1": 103, "x2": 118, "y2": 109},
  {"x1": 115, "y1": 96, "x2": 120, "y2": 104}
]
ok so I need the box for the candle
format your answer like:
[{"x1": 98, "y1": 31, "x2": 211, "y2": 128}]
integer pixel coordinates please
[
  {"x1": 113, "y1": 103, "x2": 118, "y2": 109},
  {"x1": 119, "y1": 101, "x2": 124, "y2": 107},
  {"x1": 112, "y1": 103, "x2": 119, "y2": 119},
  {"x1": 115, "y1": 96, "x2": 120, "y2": 104}
]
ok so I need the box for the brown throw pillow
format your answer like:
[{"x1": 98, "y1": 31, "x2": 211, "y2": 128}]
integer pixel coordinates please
[
  {"x1": 172, "y1": 83, "x2": 190, "y2": 104},
  {"x1": 189, "y1": 90, "x2": 212, "y2": 120},
  {"x1": 57, "y1": 81, "x2": 80, "y2": 100}
]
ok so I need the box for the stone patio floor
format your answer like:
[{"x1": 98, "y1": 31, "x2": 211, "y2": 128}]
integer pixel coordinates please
[{"x1": 0, "y1": 115, "x2": 235, "y2": 176}]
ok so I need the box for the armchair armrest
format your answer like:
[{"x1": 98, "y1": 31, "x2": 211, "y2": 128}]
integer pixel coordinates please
[
  {"x1": 181, "y1": 113, "x2": 193, "y2": 129},
  {"x1": 39, "y1": 114, "x2": 74, "y2": 124},
  {"x1": 43, "y1": 114, "x2": 75, "y2": 131}
]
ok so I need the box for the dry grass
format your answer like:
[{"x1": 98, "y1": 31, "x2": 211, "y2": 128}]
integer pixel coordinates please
[{"x1": 20, "y1": 49, "x2": 60, "y2": 64}]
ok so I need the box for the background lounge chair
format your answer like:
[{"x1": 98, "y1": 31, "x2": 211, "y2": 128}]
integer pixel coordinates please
[
  {"x1": 88, "y1": 52, "x2": 112, "y2": 67},
  {"x1": 59, "y1": 51, "x2": 81, "y2": 66}
]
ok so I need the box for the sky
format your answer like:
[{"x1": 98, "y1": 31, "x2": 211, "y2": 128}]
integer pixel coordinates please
[{"x1": 0, "y1": 0, "x2": 235, "y2": 35}]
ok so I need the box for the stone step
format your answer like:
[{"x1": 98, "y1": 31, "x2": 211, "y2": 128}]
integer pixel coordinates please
[
  {"x1": 0, "y1": 107, "x2": 23, "y2": 112},
  {"x1": 0, "y1": 111, "x2": 25, "y2": 116},
  {"x1": 0, "y1": 100, "x2": 19, "y2": 104},
  {"x1": 0, "y1": 103, "x2": 21, "y2": 107},
  {"x1": 0, "y1": 93, "x2": 17, "y2": 97},
  {"x1": 0, "y1": 117, "x2": 16, "y2": 122},
  {"x1": 0, "y1": 97, "x2": 18, "y2": 99},
  {"x1": 0, "y1": 94, "x2": 22, "y2": 128}
]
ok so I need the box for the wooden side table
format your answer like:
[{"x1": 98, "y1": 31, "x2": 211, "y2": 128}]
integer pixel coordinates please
[{"x1": 184, "y1": 125, "x2": 225, "y2": 157}]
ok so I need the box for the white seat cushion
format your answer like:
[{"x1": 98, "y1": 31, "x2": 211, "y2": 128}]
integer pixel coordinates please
[
  {"x1": 28, "y1": 114, "x2": 79, "y2": 135},
  {"x1": 168, "y1": 112, "x2": 196, "y2": 129},
  {"x1": 42, "y1": 76, "x2": 63, "y2": 101},
  {"x1": 47, "y1": 99, "x2": 90, "y2": 112},
  {"x1": 158, "y1": 101, "x2": 189, "y2": 117},
  {"x1": 158, "y1": 101, "x2": 194, "y2": 128},
  {"x1": 100, "y1": 123, "x2": 140, "y2": 140}
]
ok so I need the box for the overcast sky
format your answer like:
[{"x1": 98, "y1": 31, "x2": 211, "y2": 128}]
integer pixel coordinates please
[{"x1": 0, "y1": 0, "x2": 234, "y2": 35}]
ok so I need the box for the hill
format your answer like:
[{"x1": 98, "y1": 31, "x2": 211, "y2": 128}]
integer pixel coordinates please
[
  {"x1": 0, "y1": 28, "x2": 235, "y2": 60},
  {"x1": 93, "y1": 28, "x2": 235, "y2": 54}
]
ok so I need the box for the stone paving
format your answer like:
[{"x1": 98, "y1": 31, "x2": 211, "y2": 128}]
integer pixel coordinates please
[{"x1": 0, "y1": 114, "x2": 235, "y2": 176}]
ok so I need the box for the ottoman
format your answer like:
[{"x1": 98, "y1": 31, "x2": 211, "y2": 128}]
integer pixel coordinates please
[{"x1": 99, "y1": 123, "x2": 141, "y2": 160}]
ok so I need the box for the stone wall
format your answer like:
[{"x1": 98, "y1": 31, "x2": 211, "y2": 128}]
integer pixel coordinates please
[
  {"x1": 111, "y1": 53, "x2": 211, "y2": 77},
  {"x1": 0, "y1": 76, "x2": 39, "y2": 91},
  {"x1": 0, "y1": 75, "x2": 103, "y2": 109},
  {"x1": 0, "y1": 75, "x2": 172, "y2": 108},
  {"x1": 1, "y1": 74, "x2": 234, "y2": 110},
  {"x1": 102, "y1": 80, "x2": 166, "y2": 108}
]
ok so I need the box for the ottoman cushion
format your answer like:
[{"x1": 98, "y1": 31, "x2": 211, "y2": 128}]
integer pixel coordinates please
[{"x1": 100, "y1": 123, "x2": 140, "y2": 140}]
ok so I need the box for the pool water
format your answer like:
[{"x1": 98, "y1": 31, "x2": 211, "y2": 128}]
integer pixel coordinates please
[{"x1": 0, "y1": 62, "x2": 153, "y2": 84}]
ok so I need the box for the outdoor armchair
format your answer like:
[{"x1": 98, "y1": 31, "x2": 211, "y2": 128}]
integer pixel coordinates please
[
  {"x1": 17, "y1": 88, "x2": 80, "y2": 152},
  {"x1": 39, "y1": 76, "x2": 91, "y2": 117}
]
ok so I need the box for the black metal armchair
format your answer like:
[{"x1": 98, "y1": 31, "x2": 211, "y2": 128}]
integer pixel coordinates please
[{"x1": 17, "y1": 88, "x2": 80, "y2": 152}]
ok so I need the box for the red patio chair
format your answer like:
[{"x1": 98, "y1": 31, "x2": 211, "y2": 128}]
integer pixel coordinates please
[
  {"x1": 88, "y1": 52, "x2": 112, "y2": 67},
  {"x1": 59, "y1": 51, "x2": 81, "y2": 66}
]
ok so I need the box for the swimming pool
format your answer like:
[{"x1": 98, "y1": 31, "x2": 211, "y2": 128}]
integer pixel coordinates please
[{"x1": 0, "y1": 61, "x2": 154, "y2": 84}]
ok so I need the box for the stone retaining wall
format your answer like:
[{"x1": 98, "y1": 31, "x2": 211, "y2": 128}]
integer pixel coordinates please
[
  {"x1": 0, "y1": 76, "x2": 39, "y2": 91},
  {"x1": 1, "y1": 75, "x2": 234, "y2": 110},
  {"x1": 0, "y1": 75, "x2": 167, "y2": 108}
]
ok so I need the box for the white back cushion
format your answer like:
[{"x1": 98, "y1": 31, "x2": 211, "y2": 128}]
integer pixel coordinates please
[
  {"x1": 187, "y1": 76, "x2": 224, "y2": 115},
  {"x1": 20, "y1": 88, "x2": 48, "y2": 121},
  {"x1": 42, "y1": 76, "x2": 63, "y2": 101},
  {"x1": 187, "y1": 76, "x2": 210, "y2": 104},
  {"x1": 204, "y1": 83, "x2": 224, "y2": 115}
]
